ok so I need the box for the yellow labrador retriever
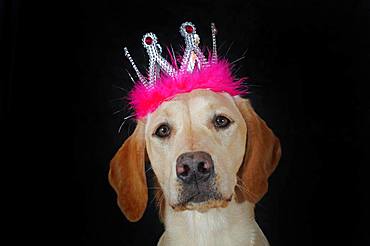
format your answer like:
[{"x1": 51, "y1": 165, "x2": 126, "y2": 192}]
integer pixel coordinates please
[{"x1": 109, "y1": 89, "x2": 281, "y2": 246}]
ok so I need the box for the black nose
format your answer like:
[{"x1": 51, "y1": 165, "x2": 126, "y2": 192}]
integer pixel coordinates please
[{"x1": 176, "y1": 151, "x2": 214, "y2": 184}]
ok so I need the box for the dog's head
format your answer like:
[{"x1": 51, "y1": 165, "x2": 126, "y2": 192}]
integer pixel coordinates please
[{"x1": 109, "y1": 89, "x2": 281, "y2": 222}]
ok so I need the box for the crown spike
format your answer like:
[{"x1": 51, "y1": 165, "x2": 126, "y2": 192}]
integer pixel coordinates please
[
  {"x1": 211, "y1": 23, "x2": 218, "y2": 64},
  {"x1": 179, "y1": 22, "x2": 208, "y2": 73},
  {"x1": 142, "y1": 33, "x2": 177, "y2": 87},
  {"x1": 123, "y1": 47, "x2": 149, "y2": 86}
]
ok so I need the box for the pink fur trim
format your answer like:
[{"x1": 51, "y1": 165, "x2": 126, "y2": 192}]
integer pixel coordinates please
[{"x1": 129, "y1": 60, "x2": 247, "y2": 119}]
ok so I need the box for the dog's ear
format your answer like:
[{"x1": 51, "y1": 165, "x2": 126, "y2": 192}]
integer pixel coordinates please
[
  {"x1": 109, "y1": 120, "x2": 147, "y2": 222},
  {"x1": 234, "y1": 97, "x2": 281, "y2": 204}
]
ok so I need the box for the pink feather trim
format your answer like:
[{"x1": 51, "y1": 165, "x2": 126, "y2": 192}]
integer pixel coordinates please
[{"x1": 129, "y1": 60, "x2": 247, "y2": 119}]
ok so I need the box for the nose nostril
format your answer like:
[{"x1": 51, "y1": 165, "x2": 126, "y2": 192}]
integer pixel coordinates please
[
  {"x1": 176, "y1": 152, "x2": 214, "y2": 182},
  {"x1": 179, "y1": 164, "x2": 190, "y2": 177},
  {"x1": 197, "y1": 161, "x2": 209, "y2": 173}
]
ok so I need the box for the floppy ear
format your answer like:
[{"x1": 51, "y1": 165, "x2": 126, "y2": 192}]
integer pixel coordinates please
[
  {"x1": 108, "y1": 120, "x2": 147, "y2": 222},
  {"x1": 234, "y1": 97, "x2": 281, "y2": 204}
]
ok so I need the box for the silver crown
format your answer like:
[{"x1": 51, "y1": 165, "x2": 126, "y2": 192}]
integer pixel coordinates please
[{"x1": 124, "y1": 22, "x2": 218, "y2": 89}]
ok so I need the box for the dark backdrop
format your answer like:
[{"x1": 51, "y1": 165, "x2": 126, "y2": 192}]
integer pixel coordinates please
[{"x1": 3, "y1": 0, "x2": 369, "y2": 245}]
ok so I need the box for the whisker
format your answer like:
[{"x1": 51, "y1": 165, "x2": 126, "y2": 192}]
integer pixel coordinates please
[
  {"x1": 112, "y1": 84, "x2": 128, "y2": 92},
  {"x1": 156, "y1": 192, "x2": 164, "y2": 208},
  {"x1": 150, "y1": 189, "x2": 164, "y2": 206},
  {"x1": 149, "y1": 195, "x2": 157, "y2": 205},
  {"x1": 236, "y1": 177, "x2": 266, "y2": 207},
  {"x1": 145, "y1": 166, "x2": 153, "y2": 174},
  {"x1": 225, "y1": 41, "x2": 234, "y2": 57},
  {"x1": 233, "y1": 65, "x2": 242, "y2": 75},
  {"x1": 112, "y1": 108, "x2": 126, "y2": 115},
  {"x1": 125, "y1": 69, "x2": 135, "y2": 83},
  {"x1": 124, "y1": 114, "x2": 134, "y2": 120},
  {"x1": 109, "y1": 97, "x2": 125, "y2": 102},
  {"x1": 236, "y1": 183, "x2": 245, "y2": 190},
  {"x1": 235, "y1": 183, "x2": 248, "y2": 193},
  {"x1": 245, "y1": 84, "x2": 263, "y2": 87},
  {"x1": 126, "y1": 121, "x2": 136, "y2": 137},
  {"x1": 236, "y1": 177, "x2": 253, "y2": 196},
  {"x1": 231, "y1": 47, "x2": 249, "y2": 65},
  {"x1": 241, "y1": 47, "x2": 249, "y2": 57},
  {"x1": 118, "y1": 121, "x2": 126, "y2": 134},
  {"x1": 237, "y1": 176, "x2": 247, "y2": 187},
  {"x1": 118, "y1": 114, "x2": 134, "y2": 133},
  {"x1": 231, "y1": 56, "x2": 246, "y2": 64},
  {"x1": 218, "y1": 41, "x2": 227, "y2": 52}
]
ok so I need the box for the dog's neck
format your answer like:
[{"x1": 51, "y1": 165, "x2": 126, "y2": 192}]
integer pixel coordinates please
[{"x1": 158, "y1": 199, "x2": 269, "y2": 246}]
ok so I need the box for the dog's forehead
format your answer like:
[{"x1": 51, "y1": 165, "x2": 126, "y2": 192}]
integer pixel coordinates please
[
  {"x1": 185, "y1": 89, "x2": 235, "y2": 109},
  {"x1": 151, "y1": 89, "x2": 236, "y2": 118}
]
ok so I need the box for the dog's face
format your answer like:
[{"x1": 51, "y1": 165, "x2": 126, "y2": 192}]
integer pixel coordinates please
[
  {"x1": 145, "y1": 89, "x2": 246, "y2": 211},
  {"x1": 109, "y1": 89, "x2": 281, "y2": 222}
]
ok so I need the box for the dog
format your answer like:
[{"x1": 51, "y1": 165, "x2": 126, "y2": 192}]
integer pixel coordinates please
[{"x1": 109, "y1": 89, "x2": 281, "y2": 245}]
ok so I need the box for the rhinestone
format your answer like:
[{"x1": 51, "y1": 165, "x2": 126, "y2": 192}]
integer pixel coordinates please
[
  {"x1": 185, "y1": 25, "x2": 193, "y2": 33},
  {"x1": 145, "y1": 36, "x2": 153, "y2": 45}
]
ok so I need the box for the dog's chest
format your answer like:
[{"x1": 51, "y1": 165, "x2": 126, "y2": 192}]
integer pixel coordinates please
[{"x1": 158, "y1": 201, "x2": 269, "y2": 246}]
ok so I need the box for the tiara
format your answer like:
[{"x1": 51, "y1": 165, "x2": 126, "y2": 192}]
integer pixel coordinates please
[{"x1": 124, "y1": 22, "x2": 247, "y2": 119}]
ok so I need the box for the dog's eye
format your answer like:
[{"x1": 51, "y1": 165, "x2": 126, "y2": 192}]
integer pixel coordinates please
[
  {"x1": 214, "y1": 115, "x2": 231, "y2": 129},
  {"x1": 154, "y1": 124, "x2": 171, "y2": 138}
]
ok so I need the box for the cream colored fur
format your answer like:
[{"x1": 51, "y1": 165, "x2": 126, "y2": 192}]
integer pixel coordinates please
[
  {"x1": 145, "y1": 90, "x2": 269, "y2": 245},
  {"x1": 158, "y1": 200, "x2": 269, "y2": 246}
]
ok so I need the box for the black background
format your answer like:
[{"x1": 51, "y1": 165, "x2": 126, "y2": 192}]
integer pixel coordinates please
[{"x1": 2, "y1": 0, "x2": 370, "y2": 245}]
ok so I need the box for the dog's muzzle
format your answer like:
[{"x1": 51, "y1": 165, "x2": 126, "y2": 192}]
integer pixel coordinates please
[{"x1": 175, "y1": 151, "x2": 220, "y2": 204}]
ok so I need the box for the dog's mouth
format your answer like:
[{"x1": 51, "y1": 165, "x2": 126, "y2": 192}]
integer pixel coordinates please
[
  {"x1": 171, "y1": 173, "x2": 232, "y2": 212},
  {"x1": 171, "y1": 193, "x2": 233, "y2": 212}
]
